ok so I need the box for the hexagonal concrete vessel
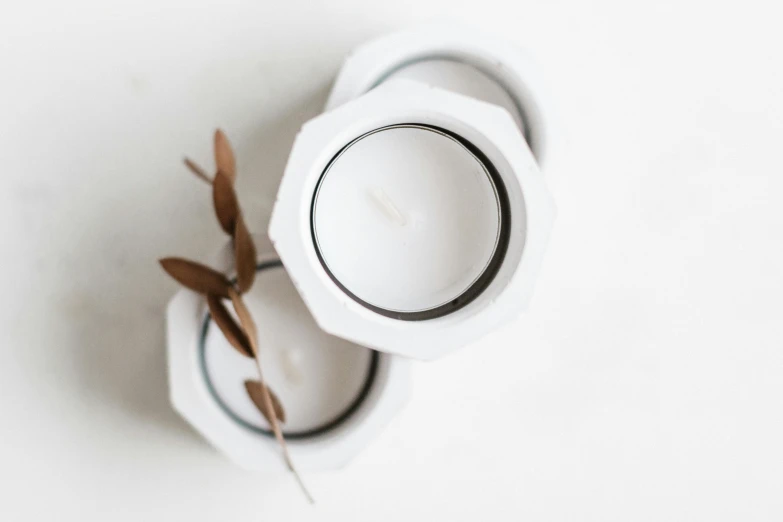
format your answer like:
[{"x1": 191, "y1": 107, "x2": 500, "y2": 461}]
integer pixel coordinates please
[
  {"x1": 269, "y1": 80, "x2": 556, "y2": 360},
  {"x1": 325, "y1": 22, "x2": 560, "y2": 172},
  {"x1": 166, "y1": 235, "x2": 411, "y2": 471}
]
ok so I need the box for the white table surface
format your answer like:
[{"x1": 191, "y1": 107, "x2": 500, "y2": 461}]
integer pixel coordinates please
[{"x1": 1, "y1": 1, "x2": 781, "y2": 520}]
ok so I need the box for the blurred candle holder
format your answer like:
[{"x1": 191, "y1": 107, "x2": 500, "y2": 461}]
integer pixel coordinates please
[
  {"x1": 326, "y1": 21, "x2": 560, "y2": 172},
  {"x1": 166, "y1": 235, "x2": 411, "y2": 471}
]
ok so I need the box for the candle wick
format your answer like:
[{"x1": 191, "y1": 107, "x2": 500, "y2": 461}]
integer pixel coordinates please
[{"x1": 369, "y1": 187, "x2": 407, "y2": 226}]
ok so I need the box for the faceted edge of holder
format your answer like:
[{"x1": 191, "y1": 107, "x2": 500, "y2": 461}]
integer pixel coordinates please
[
  {"x1": 269, "y1": 81, "x2": 556, "y2": 360},
  {"x1": 325, "y1": 21, "x2": 562, "y2": 173}
]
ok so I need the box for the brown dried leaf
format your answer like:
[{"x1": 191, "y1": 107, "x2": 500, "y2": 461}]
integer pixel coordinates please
[
  {"x1": 245, "y1": 380, "x2": 286, "y2": 424},
  {"x1": 159, "y1": 258, "x2": 231, "y2": 298},
  {"x1": 206, "y1": 294, "x2": 253, "y2": 358},
  {"x1": 234, "y1": 216, "x2": 256, "y2": 293},
  {"x1": 213, "y1": 170, "x2": 239, "y2": 234},
  {"x1": 229, "y1": 288, "x2": 257, "y2": 351},
  {"x1": 183, "y1": 157, "x2": 211, "y2": 183},
  {"x1": 214, "y1": 129, "x2": 236, "y2": 183}
]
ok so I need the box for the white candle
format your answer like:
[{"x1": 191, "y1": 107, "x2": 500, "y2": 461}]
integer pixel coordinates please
[
  {"x1": 312, "y1": 125, "x2": 503, "y2": 316},
  {"x1": 203, "y1": 262, "x2": 375, "y2": 435}
]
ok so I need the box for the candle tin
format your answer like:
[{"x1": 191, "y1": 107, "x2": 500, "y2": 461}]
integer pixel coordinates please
[
  {"x1": 165, "y1": 234, "x2": 411, "y2": 471},
  {"x1": 269, "y1": 80, "x2": 556, "y2": 360},
  {"x1": 311, "y1": 123, "x2": 508, "y2": 320}
]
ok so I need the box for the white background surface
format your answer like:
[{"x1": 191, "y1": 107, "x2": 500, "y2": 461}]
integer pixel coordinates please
[{"x1": 1, "y1": 1, "x2": 781, "y2": 520}]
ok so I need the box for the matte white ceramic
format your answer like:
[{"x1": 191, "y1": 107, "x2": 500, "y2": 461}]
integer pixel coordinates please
[
  {"x1": 326, "y1": 22, "x2": 560, "y2": 172},
  {"x1": 269, "y1": 80, "x2": 555, "y2": 360}
]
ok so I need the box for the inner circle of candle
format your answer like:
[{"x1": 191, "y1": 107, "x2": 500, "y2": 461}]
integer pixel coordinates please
[
  {"x1": 312, "y1": 125, "x2": 502, "y2": 315},
  {"x1": 202, "y1": 262, "x2": 375, "y2": 436}
]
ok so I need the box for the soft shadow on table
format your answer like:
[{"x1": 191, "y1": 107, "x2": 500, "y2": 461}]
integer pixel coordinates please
[{"x1": 70, "y1": 82, "x2": 332, "y2": 453}]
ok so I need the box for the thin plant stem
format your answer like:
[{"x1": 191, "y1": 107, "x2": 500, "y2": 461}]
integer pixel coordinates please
[
  {"x1": 183, "y1": 157, "x2": 212, "y2": 183},
  {"x1": 241, "y1": 297, "x2": 314, "y2": 504}
]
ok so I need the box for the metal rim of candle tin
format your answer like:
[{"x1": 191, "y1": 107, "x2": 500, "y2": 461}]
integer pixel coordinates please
[
  {"x1": 310, "y1": 123, "x2": 512, "y2": 321},
  {"x1": 199, "y1": 261, "x2": 381, "y2": 439}
]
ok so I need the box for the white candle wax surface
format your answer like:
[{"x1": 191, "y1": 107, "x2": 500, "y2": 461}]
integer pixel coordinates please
[
  {"x1": 312, "y1": 125, "x2": 502, "y2": 315},
  {"x1": 203, "y1": 264, "x2": 375, "y2": 435}
]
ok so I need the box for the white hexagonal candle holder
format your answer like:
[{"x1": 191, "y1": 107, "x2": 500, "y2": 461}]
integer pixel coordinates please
[
  {"x1": 269, "y1": 80, "x2": 556, "y2": 360},
  {"x1": 166, "y1": 234, "x2": 411, "y2": 471},
  {"x1": 326, "y1": 22, "x2": 560, "y2": 172}
]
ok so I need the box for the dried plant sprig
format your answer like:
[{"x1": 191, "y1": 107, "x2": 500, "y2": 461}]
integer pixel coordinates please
[
  {"x1": 230, "y1": 287, "x2": 313, "y2": 503},
  {"x1": 161, "y1": 129, "x2": 313, "y2": 504},
  {"x1": 159, "y1": 258, "x2": 232, "y2": 298},
  {"x1": 228, "y1": 286, "x2": 257, "y2": 348},
  {"x1": 183, "y1": 157, "x2": 212, "y2": 183},
  {"x1": 229, "y1": 285, "x2": 314, "y2": 502},
  {"x1": 206, "y1": 294, "x2": 253, "y2": 358},
  {"x1": 234, "y1": 215, "x2": 256, "y2": 294},
  {"x1": 214, "y1": 129, "x2": 236, "y2": 182},
  {"x1": 213, "y1": 170, "x2": 240, "y2": 234},
  {"x1": 182, "y1": 129, "x2": 235, "y2": 184},
  {"x1": 245, "y1": 380, "x2": 286, "y2": 423}
]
